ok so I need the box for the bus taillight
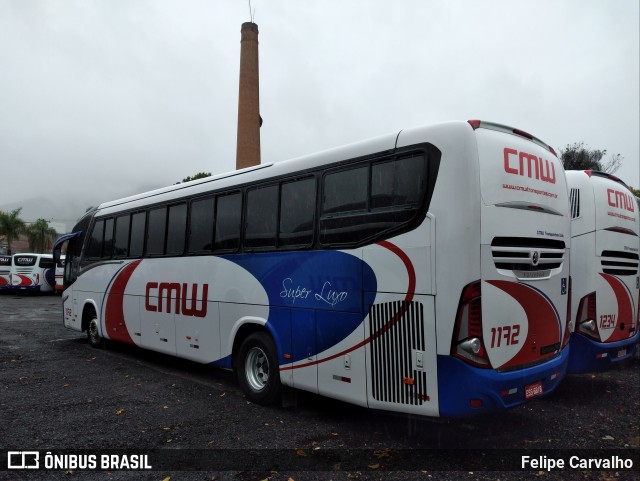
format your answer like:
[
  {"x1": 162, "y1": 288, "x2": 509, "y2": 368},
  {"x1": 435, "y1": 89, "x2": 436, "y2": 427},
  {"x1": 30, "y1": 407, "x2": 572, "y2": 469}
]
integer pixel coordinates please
[
  {"x1": 452, "y1": 281, "x2": 491, "y2": 368},
  {"x1": 575, "y1": 292, "x2": 599, "y2": 340}
]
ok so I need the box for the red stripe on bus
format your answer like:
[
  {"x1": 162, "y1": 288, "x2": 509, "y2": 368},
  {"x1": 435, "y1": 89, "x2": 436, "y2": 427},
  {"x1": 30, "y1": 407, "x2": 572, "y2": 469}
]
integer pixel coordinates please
[{"x1": 104, "y1": 260, "x2": 142, "y2": 345}]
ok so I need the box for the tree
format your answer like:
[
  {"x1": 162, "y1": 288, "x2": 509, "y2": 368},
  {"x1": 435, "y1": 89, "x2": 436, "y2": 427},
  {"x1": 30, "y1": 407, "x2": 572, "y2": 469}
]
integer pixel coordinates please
[
  {"x1": 26, "y1": 218, "x2": 59, "y2": 253},
  {"x1": 175, "y1": 172, "x2": 212, "y2": 184},
  {"x1": 0, "y1": 208, "x2": 26, "y2": 255},
  {"x1": 559, "y1": 142, "x2": 622, "y2": 174}
]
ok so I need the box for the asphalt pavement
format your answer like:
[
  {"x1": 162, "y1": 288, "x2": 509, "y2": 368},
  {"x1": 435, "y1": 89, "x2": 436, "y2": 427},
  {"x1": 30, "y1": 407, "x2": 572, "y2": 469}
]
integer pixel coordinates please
[{"x1": 0, "y1": 293, "x2": 638, "y2": 481}]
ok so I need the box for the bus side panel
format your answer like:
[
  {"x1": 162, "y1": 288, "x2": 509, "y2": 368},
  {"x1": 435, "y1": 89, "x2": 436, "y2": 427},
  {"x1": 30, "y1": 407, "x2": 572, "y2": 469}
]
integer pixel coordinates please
[
  {"x1": 316, "y1": 310, "x2": 367, "y2": 407},
  {"x1": 569, "y1": 232, "x2": 596, "y2": 323},
  {"x1": 290, "y1": 309, "x2": 318, "y2": 393},
  {"x1": 365, "y1": 293, "x2": 438, "y2": 416},
  {"x1": 175, "y1": 300, "x2": 221, "y2": 363}
]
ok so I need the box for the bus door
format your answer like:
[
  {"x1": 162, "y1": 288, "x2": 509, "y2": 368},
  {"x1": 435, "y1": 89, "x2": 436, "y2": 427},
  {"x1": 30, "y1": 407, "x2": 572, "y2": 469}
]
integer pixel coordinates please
[{"x1": 54, "y1": 231, "x2": 84, "y2": 327}]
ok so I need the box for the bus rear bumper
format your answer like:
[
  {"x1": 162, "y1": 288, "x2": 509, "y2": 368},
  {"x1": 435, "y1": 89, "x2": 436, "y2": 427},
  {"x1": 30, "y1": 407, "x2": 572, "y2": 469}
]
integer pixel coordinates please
[
  {"x1": 566, "y1": 331, "x2": 639, "y2": 374},
  {"x1": 436, "y1": 348, "x2": 569, "y2": 417}
]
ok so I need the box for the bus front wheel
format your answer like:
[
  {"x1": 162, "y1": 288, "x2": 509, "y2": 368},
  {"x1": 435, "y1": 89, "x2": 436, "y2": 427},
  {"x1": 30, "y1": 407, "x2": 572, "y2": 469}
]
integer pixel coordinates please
[
  {"x1": 87, "y1": 314, "x2": 103, "y2": 348},
  {"x1": 236, "y1": 332, "x2": 281, "y2": 405}
]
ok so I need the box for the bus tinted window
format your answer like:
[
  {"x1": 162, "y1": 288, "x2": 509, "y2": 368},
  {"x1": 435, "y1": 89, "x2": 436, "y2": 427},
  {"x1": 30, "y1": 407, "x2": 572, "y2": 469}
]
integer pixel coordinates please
[
  {"x1": 39, "y1": 257, "x2": 55, "y2": 268},
  {"x1": 396, "y1": 155, "x2": 425, "y2": 205},
  {"x1": 371, "y1": 155, "x2": 425, "y2": 208},
  {"x1": 246, "y1": 185, "x2": 278, "y2": 249},
  {"x1": 371, "y1": 161, "x2": 395, "y2": 209},
  {"x1": 215, "y1": 192, "x2": 241, "y2": 252},
  {"x1": 323, "y1": 165, "x2": 367, "y2": 215},
  {"x1": 280, "y1": 177, "x2": 315, "y2": 247},
  {"x1": 189, "y1": 197, "x2": 215, "y2": 253},
  {"x1": 129, "y1": 212, "x2": 146, "y2": 257},
  {"x1": 14, "y1": 255, "x2": 37, "y2": 267},
  {"x1": 166, "y1": 203, "x2": 187, "y2": 255},
  {"x1": 103, "y1": 218, "x2": 114, "y2": 258},
  {"x1": 320, "y1": 155, "x2": 427, "y2": 245},
  {"x1": 114, "y1": 214, "x2": 130, "y2": 257},
  {"x1": 87, "y1": 220, "x2": 104, "y2": 258},
  {"x1": 147, "y1": 207, "x2": 167, "y2": 255}
]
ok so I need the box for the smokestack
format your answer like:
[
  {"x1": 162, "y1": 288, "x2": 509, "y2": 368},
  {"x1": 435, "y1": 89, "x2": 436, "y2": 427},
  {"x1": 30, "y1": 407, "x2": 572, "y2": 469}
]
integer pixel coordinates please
[{"x1": 236, "y1": 22, "x2": 261, "y2": 170}]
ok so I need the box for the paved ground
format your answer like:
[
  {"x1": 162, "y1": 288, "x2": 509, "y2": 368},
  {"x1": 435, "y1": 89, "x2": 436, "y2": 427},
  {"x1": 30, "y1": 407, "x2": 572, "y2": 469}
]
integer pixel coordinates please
[{"x1": 0, "y1": 293, "x2": 638, "y2": 481}]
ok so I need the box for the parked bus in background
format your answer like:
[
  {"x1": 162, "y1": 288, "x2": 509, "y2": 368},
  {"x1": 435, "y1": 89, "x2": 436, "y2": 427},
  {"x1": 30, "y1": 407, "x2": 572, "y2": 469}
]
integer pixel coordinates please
[
  {"x1": 55, "y1": 254, "x2": 66, "y2": 294},
  {"x1": 10, "y1": 253, "x2": 56, "y2": 293},
  {"x1": 565, "y1": 171, "x2": 639, "y2": 373},
  {"x1": 54, "y1": 120, "x2": 571, "y2": 417},
  {"x1": 0, "y1": 255, "x2": 11, "y2": 290}
]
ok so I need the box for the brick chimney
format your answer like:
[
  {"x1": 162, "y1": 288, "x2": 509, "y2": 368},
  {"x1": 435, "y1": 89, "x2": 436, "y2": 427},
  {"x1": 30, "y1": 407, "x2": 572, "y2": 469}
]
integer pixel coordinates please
[{"x1": 236, "y1": 22, "x2": 261, "y2": 170}]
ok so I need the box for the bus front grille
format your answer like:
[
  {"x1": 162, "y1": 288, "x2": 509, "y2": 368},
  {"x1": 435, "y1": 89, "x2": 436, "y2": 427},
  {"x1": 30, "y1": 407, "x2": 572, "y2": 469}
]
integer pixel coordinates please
[
  {"x1": 601, "y1": 250, "x2": 639, "y2": 276},
  {"x1": 368, "y1": 301, "x2": 428, "y2": 406}
]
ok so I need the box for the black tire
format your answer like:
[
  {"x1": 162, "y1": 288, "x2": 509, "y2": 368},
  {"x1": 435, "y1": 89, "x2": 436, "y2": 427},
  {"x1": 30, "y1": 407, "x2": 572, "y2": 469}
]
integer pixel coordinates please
[
  {"x1": 86, "y1": 312, "x2": 104, "y2": 348},
  {"x1": 235, "y1": 331, "x2": 281, "y2": 405}
]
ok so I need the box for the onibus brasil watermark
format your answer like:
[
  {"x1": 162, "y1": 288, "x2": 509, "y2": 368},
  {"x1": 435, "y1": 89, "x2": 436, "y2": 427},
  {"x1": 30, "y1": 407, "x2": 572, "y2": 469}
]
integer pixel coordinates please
[{"x1": 7, "y1": 451, "x2": 151, "y2": 471}]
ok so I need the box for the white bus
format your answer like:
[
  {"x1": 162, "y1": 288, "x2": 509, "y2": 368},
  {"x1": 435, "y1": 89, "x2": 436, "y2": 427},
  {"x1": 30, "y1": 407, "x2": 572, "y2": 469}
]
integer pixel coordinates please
[
  {"x1": 54, "y1": 120, "x2": 571, "y2": 417},
  {"x1": 10, "y1": 253, "x2": 56, "y2": 293},
  {"x1": 565, "y1": 171, "x2": 639, "y2": 372},
  {"x1": 0, "y1": 255, "x2": 11, "y2": 290}
]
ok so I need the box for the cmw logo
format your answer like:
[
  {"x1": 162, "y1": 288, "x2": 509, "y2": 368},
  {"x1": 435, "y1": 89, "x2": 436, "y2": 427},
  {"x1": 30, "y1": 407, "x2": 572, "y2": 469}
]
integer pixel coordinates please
[{"x1": 144, "y1": 282, "x2": 208, "y2": 318}]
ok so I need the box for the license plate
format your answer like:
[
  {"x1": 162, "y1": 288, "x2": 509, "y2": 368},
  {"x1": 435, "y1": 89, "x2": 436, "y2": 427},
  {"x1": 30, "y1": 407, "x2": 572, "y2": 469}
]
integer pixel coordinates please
[
  {"x1": 617, "y1": 348, "x2": 627, "y2": 358},
  {"x1": 525, "y1": 381, "x2": 543, "y2": 399}
]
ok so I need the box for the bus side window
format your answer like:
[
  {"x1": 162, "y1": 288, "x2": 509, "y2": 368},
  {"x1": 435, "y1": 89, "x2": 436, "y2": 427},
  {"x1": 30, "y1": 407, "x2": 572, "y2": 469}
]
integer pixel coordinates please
[
  {"x1": 129, "y1": 211, "x2": 146, "y2": 258},
  {"x1": 147, "y1": 206, "x2": 167, "y2": 255},
  {"x1": 214, "y1": 192, "x2": 241, "y2": 252},
  {"x1": 86, "y1": 220, "x2": 105, "y2": 259},
  {"x1": 320, "y1": 155, "x2": 427, "y2": 246},
  {"x1": 188, "y1": 197, "x2": 215, "y2": 253},
  {"x1": 245, "y1": 185, "x2": 278, "y2": 250},
  {"x1": 103, "y1": 218, "x2": 114, "y2": 258},
  {"x1": 114, "y1": 214, "x2": 131, "y2": 257},
  {"x1": 279, "y1": 177, "x2": 315, "y2": 248},
  {"x1": 39, "y1": 257, "x2": 55, "y2": 269},
  {"x1": 166, "y1": 203, "x2": 187, "y2": 255}
]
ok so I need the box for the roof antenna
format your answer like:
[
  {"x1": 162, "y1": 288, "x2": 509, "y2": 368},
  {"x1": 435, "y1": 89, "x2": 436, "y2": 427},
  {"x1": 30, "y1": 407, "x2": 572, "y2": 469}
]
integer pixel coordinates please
[{"x1": 248, "y1": 0, "x2": 255, "y2": 23}]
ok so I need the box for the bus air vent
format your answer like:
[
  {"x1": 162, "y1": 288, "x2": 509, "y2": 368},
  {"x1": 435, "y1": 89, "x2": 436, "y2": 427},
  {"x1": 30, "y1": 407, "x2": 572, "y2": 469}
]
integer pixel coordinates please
[
  {"x1": 600, "y1": 250, "x2": 639, "y2": 276},
  {"x1": 569, "y1": 188, "x2": 580, "y2": 219},
  {"x1": 491, "y1": 237, "x2": 565, "y2": 278},
  {"x1": 368, "y1": 301, "x2": 428, "y2": 406}
]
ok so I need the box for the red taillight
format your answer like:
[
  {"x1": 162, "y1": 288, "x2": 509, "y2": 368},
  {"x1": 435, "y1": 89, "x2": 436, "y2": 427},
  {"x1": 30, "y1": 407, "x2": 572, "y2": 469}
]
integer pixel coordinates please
[
  {"x1": 467, "y1": 119, "x2": 481, "y2": 130},
  {"x1": 562, "y1": 277, "x2": 572, "y2": 348},
  {"x1": 576, "y1": 292, "x2": 599, "y2": 341},
  {"x1": 549, "y1": 146, "x2": 558, "y2": 157},
  {"x1": 451, "y1": 281, "x2": 491, "y2": 368}
]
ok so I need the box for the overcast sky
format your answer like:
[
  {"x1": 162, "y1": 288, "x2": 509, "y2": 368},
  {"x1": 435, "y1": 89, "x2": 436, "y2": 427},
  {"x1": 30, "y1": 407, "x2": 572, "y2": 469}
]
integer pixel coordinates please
[{"x1": 1, "y1": 0, "x2": 638, "y2": 231}]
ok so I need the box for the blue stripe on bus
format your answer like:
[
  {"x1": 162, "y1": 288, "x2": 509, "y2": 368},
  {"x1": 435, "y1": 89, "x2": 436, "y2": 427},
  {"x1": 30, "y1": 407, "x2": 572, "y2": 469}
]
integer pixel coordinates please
[{"x1": 222, "y1": 250, "x2": 378, "y2": 362}]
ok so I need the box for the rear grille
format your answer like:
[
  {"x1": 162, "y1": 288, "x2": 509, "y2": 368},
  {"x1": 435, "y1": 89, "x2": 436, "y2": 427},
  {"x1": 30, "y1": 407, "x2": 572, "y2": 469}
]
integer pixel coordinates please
[
  {"x1": 601, "y1": 250, "x2": 639, "y2": 276},
  {"x1": 369, "y1": 301, "x2": 428, "y2": 406},
  {"x1": 491, "y1": 237, "x2": 566, "y2": 277},
  {"x1": 569, "y1": 188, "x2": 580, "y2": 218},
  {"x1": 15, "y1": 268, "x2": 33, "y2": 274}
]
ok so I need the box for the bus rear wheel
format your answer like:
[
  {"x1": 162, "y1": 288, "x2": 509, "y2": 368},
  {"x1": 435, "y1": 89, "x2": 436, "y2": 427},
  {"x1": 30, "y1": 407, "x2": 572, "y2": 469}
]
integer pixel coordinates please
[
  {"x1": 87, "y1": 314, "x2": 103, "y2": 348},
  {"x1": 236, "y1": 332, "x2": 281, "y2": 405}
]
